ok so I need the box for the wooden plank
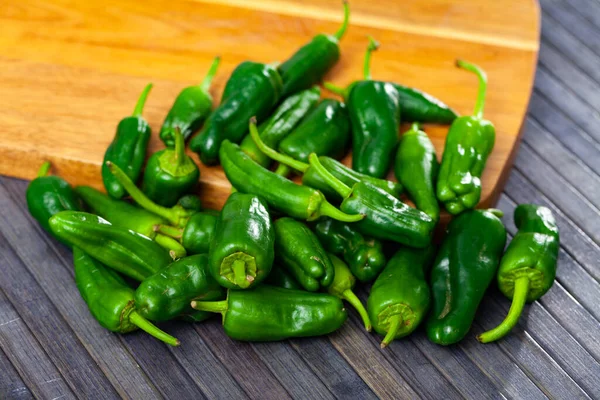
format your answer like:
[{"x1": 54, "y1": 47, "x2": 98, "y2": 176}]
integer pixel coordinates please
[{"x1": 0, "y1": 347, "x2": 34, "y2": 400}]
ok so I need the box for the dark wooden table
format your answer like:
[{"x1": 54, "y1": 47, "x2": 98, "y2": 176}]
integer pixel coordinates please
[{"x1": 2, "y1": 0, "x2": 600, "y2": 398}]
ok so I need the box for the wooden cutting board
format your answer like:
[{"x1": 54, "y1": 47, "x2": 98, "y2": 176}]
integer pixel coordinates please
[{"x1": 0, "y1": 0, "x2": 540, "y2": 216}]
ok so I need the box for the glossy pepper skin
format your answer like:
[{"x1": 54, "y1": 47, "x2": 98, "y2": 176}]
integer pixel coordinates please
[
  {"x1": 73, "y1": 247, "x2": 179, "y2": 346},
  {"x1": 50, "y1": 211, "x2": 173, "y2": 281},
  {"x1": 314, "y1": 218, "x2": 386, "y2": 282},
  {"x1": 191, "y1": 285, "x2": 347, "y2": 341},
  {"x1": 101, "y1": 84, "x2": 153, "y2": 199},
  {"x1": 368, "y1": 246, "x2": 435, "y2": 348},
  {"x1": 478, "y1": 205, "x2": 559, "y2": 343},
  {"x1": 240, "y1": 86, "x2": 321, "y2": 168},
  {"x1": 190, "y1": 61, "x2": 283, "y2": 165},
  {"x1": 437, "y1": 60, "x2": 495, "y2": 215},
  {"x1": 160, "y1": 57, "x2": 220, "y2": 147},
  {"x1": 278, "y1": 1, "x2": 350, "y2": 97},
  {"x1": 427, "y1": 209, "x2": 506, "y2": 345},
  {"x1": 209, "y1": 193, "x2": 274, "y2": 289},
  {"x1": 395, "y1": 123, "x2": 440, "y2": 222},
  {"x1": 26, "y1": 162, "x2": 82, "y2": 244},
  {"x1": 274, "y1": 217, "x2": 334, "y2": 291},
  {"x1": 135, "y1": 254, "x2": 225, "y2": 322},
  {"x1": 181, "y1": 211, "x2": 219, "y2": 255},
  {"x1": 392, "y1": 84, "x2": 458, "y2": 124},
  {"x1": 143, "y1": 129, "x2": 200, "y2": 208},
  {"x1": 265, "y1": 264, "x2": 302, "y2": 290},
  {"x1": 176, "y1": 195, "x2": 203, "y2": 213}
]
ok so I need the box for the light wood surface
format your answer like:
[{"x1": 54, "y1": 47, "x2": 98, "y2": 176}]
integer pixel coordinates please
[{"x1": 0, "y1": 0, "x2": 540, "y2": 214}]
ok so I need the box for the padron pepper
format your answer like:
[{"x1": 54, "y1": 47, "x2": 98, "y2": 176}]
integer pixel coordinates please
[
  {"x1": 50, "y1": 211, "x2": 173, "y2": 281},
  {"x1": 392, "y1": 83, "x2": 458, "y2": 124},
  {"x1": 190, "y1": 61, "x2": 283, "y2": 165},
  {"x1": 278, "y1": 1, "x2": 350, "y2": 97},
  {"x1": 74, "y1": 247, "x2": 179, "y2": 346},
  {"x1": 176, "y1": 194, "x2": 203, "y2": 213},
  {"x1": 314, "y1": 218, "x2": 386, "y2": 283},
  {"x1": 427, "y1": 209, "x2": 506, "y2": 345},
  {"x1": 395, "y1": 123, "x2": 440, "y2": 222},
  {"x1": 436, "y1": 60, "x2": 495, "y2": 215},
  {"x1": 160, "y1": 56, "x2": 221, "y2": 147},
  {"x1": 478, "y1": 204, "x2": 559, "y2": 343},
  {"x1": 101, "y1": 84, "x2": 153, "y2": 199},
  {"x1": 368, "y1": 246, "x2": 435, "y2": 348},
  {"x1": 209, "y1": 192, "x2": 274, "y2": 289},
  {"x1": 240, "y1": 86, "x2": 321, "y2": 168},
  {"x1": 191, "y1": 285, "x2": 347, "y2": 341},
  {"x1": 265, "y1": 264, "x2": 302, "y2": 290}
]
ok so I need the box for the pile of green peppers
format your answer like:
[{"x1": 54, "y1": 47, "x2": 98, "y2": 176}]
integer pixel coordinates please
[{"x1": 25, "y1": 4, "x2": 560, "y2": 350}]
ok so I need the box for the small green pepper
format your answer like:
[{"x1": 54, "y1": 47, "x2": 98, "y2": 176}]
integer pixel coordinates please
[
  {"x1": 176, "y1": 194, "x2": 203, "y2": 212},
  {"x1": 392, "y1": 84, "x2": 458, "y2": 124},
  {"x1": 135, "y1": 254, "x2": 225, "y2": 322},
  {"x1": 142, "y1": 129, "x2": 200, "y2": 208},
  {"x1": 74, "y1": 247, "x2": 179, "y2": 346},
  {"x1": 191, "y1": 285, "x2": 347, "y2": 341},
  {"x1": 190, "y1": 61, "x2": 283, "y2": 165},
  {"x1": 209, "y1": 193, "x2": 274, "y2": 289},
  {"x1": 274, "y1": 217, "x2": 334, "y2": 291},
  {"x1": 427, "y1": 209, "x2": 506, "y2": 345},
  {"x1": 50, "y1": 211, "x2": 173, "y2": 281},
  {"x1": 265, "y1": 264, "x2": 302, "y2": 290},
  {"x1": 314, "y1": 218, "x2": 386, "y2": 282},
  {"x1": 278, "y1": 1, "x2": 350, "y2": 97},
  {"x1": 26, "y1": 162, "x2": 82, "y2": 244},
  {"x1": 179, "y1": 210, "x2": 219, "y2": 255},
  {"x1": 101, "y1": 84, "x2": 153, "y2": 199},
  {"x1": 160, "y1": 57, "x2": 221, "y2": 147},
  {"x1": 437, "y1": 60, "x2": 495, "y2": 215},
  {"x1": 478, "y1": 205, "x2": 559, "y2": 343},
  {"x1": 240, "y1": 86, "x2": 321, "y2": 168},
  {"x1": 368, "y1": 246, "x2": 435, "y2": 348},
  {"x1": 395, "y1": 123, "x2": 440, "y2": 222}
]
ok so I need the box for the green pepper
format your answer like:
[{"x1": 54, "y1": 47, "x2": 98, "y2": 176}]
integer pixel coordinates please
[
  {"x1": 314, "y1": 218, "x2": 386, "y2": 282},
  {"x1": 176, "y1": 194, "x2": 203, "y2": 212},
  {"x1": 278, "y1": 1, "x2": 350, "y2": 97},
  {"x1": 74, "y1": 247, "x2": 179, "y2": 346},
  {"x1": 159, "y1": 57, "x2": 220, "y2": 147},
  {"x1": 395, "y1": 123, "x2": 440, "y2": 222},
  {"x1": 101, "y1": 84, "x2": 153, "y2": 199},
  {"x1": 274, "y1": 217, "x2": 334, "y2": 291},
  {"x1": 427, "y1": 209, "x2": 506, "y2": 345},
  {"x1": 142, "y1": 129, "x2": 200, "y2": 208},
  {"x1": 26, "y1": 162, "x2": 82, "y2": 244},
  {"x1": 190, "y1": 61, "x2": 283, "y2": 165},
  {"x1": 240, "y1": 86, "x2": 321, "y2": 168},
  {"x1": 209, "y1": 192, "x2": 274, "y2": 289},
  {"x1": 265, "y1": 264, "x2": 302, "y2": 290},
  {"x1": 191, "y1": 285, "x2": 347, "y2": 341},
  {"x1": 436, "y1": 60, "x2": 495, "y2": 215},
  {"x1": 274, "y1": 99, "x2": 351, "y2": 177},
  {"x1": 368, "y1": 246, "x2": 435, "y2": 348},
  {"x1": 180, "y1": 211, "x2": 219, "y2": 255},
  {"x1": 50, "y1": 211, "x2": 173, "y2": 281},
  {"x1": 135, "y1": 254, "x2": 225, "y2": 322},
  {"x1": 392, "y1": 84, "x2": 458, "y2": 124},
  {"x1": 325, "y1": 37, "x2": 400, "y2": 178},
  {"x1": 478, "y1": 205, "x2": 559, "y2": 343}
]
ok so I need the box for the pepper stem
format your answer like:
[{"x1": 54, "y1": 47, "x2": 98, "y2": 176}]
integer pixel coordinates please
[
  {"x1": 249, "y1": 117, "x2": 309, "y2": 173},
  {"x1": 154, "y1": 234, "x2": 187, "y2": 259},
  {"x1": 410, "y1": 122, "x2": 421, "y2": 132},
  {"x1": 191, "y1": 299, "x2": 228, "y2": 315},
  {"x1": 319, "y1": 200, "x2": 364, "y2": 222},
  {"x1": 323, "y1": 82, "x2": 348, "y2": 98},
  {"x1": 307, "y1": 153, "x2": 352, "y2": 198},
  {"x1": 456, "y1": 59, "x2": 487, "y2": 119},
  {"x1": 132, "y1": 83, "x2": 153, "y2": 117},
  {"x1": 155, "y1": 224, "x2": 184, "y2": 239},
  {"x1": 274, "y1": 164, "x2": 291, "y2": 177},
  {"x1": 129, "y1": 310, "x2": 180, "y2": 346},
  {"x1": 380, "y1": 314, "x2": 402, "y2": 348},
  {"x1": 200, "y1": 56, "x2": 221, "y2": 92},
  {"x1": 487, "y1": 208, "x2": 504, "y2": 218},
  {"x1": 173, "y1": 128, "x2": 186, "y2": 168},
  {"x1": 37, "y1": 161, "x2": 51, "y2": 177},
  {"x1": 342, "y1": 289, "x2": 372, "y2": 332},
  {"x1": 333, "y1": 1, "x2": 351, "y2": 40},
  {"x1": 477, "y1": 277, "x2": 530, "y2": 343},
  {"x1": 363, "y1": 36, "x2": 380, "y2": 80}
]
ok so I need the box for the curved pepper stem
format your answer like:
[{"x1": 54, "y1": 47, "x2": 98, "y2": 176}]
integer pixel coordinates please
[
  {"x1": 487, "y1": 208, "x2": 504, "y2": 219},
  {"x1": 456, "y1": 59, "x2": 487, "y2": 119},
  {"x1": 154, "y1": 234, "x2": 187, "y2": 259},
  {"x1": 319, "y1": 201, "x2": 364, "y2": 222},
  {"x1": 37, "y1": 161, "x2": 51, "y2": 178},
  {"x1": 363, "y1": 36, "x2": 380, "y2": 80},
  {"x1": 155, "y1": 224, "x2": 184, "y2": 239},
  {"x1": 249, "y1": 118, "x2": 309, "y2": 173},
  {"x1": 200, "y1": 56, "x2": 221, "y2": 92},
  {"x1": 380, "y1": 314, "x2": 402, "y2": 348},
  {"x1": 173, "y1": 128, "x2": 186, "y2": 168},
  {"x1": 341, "y1": 289, "x2": 372, "y2": 332},
  {"x1": 477, "y1": 277, "x2": 530, "y2": 343},
  {"x1": 191, "y1": 299, "x2": 228, "y2": 315},
  {"x1": 333, "y1": 1, "x2": 351, "y2": 41},
  {"x1": 323, "y1": 82, "x2": 349, "y2": 99},
  {"x1": 129, "y1": 310, "x2": 180, "y2": 346},
  {"x1": 307, "y1": 153, "x2": 352, "y2": 198},
  {"x1": 132, "y1": 83, "x2": 153, "y2": 117}
]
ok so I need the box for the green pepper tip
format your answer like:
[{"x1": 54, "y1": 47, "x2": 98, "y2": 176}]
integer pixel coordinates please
[{"x1": 37, "y1": 161, "x2": 52, "y2": 178}]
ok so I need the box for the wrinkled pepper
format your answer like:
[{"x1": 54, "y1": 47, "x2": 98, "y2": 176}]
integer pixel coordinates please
[
  {"x1": 191, "y1": 285, "x2": 347, "y2": 341},
  {"x1": 436, "y1": 60, "x2": 495, "y2": 215},
  {"x1": 176, "y1": 194, "x2": 203, "y2": 213},
  {"x1": 160, "y1": 56, "x2": 221, "y2": 147},
  {"x1": 180, "y1": 210, "x2": 219, "y2": 255},
  {"x1": 101, "y1": 84, "x2": 153, "y2": 199},
  {"x1": 427, "y1": 209, "x2": 506, "y2": 345},
  {"x1": 265, "y1": 264, "x2": 302, "y2": 290},
  {"x1": 392, "y1": 83, "x2": 458, "y2": 124},
  {"x1": 478, "y1": 205, "x2": 559, "y2": 343}
]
